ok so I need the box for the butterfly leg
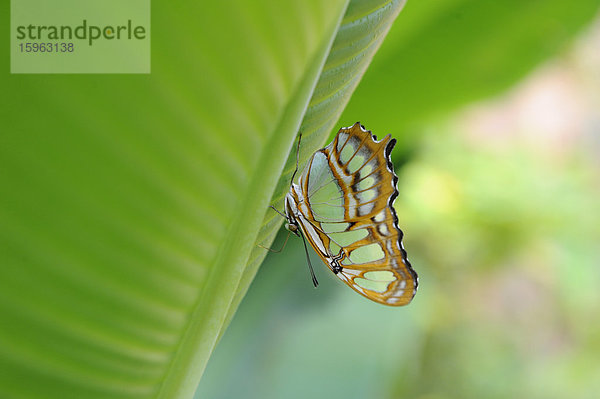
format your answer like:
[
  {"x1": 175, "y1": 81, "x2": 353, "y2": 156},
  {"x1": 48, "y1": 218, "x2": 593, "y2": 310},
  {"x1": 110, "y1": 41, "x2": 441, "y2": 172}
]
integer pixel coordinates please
[
  {"x1": 257, "y1": 230, "x2": 292, "y2": 253},
  {"x1": 269, "y1": 205, "x2": 286, "y2": 218},
  {"x1": 256, "y1": 204, "x2": 294, "y2": 252}
]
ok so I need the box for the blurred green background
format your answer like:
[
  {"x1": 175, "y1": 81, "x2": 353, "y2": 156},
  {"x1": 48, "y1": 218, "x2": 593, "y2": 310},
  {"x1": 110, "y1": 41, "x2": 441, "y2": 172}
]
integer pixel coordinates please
[{"x1": 197, "y1": 3, "x2": 600, "y2": 399}]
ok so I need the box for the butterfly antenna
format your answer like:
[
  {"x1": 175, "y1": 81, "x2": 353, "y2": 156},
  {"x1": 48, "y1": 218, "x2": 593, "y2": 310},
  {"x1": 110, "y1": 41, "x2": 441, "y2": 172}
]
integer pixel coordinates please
[
  {"x1": 299, "y1": 231, "x2": 319, "y2": 287},
  {"x1": 290, "y1": 133, "x2": 302, "y2": 186}
]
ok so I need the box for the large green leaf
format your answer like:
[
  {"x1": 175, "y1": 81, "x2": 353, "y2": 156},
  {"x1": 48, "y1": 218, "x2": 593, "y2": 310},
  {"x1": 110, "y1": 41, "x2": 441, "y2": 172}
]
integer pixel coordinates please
[{"x1": 0, "y1": 0, "x2": 406, "y2": 397}]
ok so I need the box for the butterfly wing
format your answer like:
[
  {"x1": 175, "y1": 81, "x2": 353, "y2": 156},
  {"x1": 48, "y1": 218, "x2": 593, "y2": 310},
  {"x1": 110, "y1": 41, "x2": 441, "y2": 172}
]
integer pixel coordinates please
[{"x1": 291, "y1": 122, "x2": 418, "y2": 306}]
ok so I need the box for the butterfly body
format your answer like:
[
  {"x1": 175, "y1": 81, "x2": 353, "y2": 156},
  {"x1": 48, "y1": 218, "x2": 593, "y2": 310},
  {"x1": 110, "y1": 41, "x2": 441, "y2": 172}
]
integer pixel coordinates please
[{"x1": 283, "y1": 122, "x2": 418, "y2": 306}]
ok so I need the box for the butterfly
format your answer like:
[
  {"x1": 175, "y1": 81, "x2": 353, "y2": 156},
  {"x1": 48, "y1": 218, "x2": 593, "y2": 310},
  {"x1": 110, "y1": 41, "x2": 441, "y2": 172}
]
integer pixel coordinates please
[{"x1": 280, "y1": 122, "x2": 418, "y2": 306}]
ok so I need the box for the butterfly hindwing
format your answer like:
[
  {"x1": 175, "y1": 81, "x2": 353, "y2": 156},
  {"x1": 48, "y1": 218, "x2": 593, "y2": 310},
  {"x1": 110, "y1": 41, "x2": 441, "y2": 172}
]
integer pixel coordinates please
[{"x1": 290, "y1": 122, "x2": 418, "y2": 306}]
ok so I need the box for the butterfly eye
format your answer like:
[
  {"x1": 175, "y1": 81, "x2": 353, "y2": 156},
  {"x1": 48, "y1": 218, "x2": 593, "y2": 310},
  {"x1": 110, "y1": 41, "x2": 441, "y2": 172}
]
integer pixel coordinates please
[{"x1": 285, "y1": 223, "x2": 298, "y2": 232}]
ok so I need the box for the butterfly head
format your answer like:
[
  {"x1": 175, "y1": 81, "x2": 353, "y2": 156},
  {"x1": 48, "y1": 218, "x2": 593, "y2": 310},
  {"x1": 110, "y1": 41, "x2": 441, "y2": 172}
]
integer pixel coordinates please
[
  {"x1": 283, "y1": 192, "x2": 301, "y2": 237},
  {"x1": 284, "y1": 221, "x2": 299, "y2": 235}
]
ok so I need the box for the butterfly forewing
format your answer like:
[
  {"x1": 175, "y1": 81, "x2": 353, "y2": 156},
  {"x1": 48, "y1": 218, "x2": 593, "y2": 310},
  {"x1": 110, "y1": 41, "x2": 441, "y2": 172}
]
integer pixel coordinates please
[{"x1": 290, "y1": 122, "x2": 418, "y2": 306}]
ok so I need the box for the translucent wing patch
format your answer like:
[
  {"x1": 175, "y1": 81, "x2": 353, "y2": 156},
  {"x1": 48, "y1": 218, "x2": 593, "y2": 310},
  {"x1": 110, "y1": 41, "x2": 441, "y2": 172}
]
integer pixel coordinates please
[{"x1": 288, "y1": 122, "x2": 418, "y2": 306}]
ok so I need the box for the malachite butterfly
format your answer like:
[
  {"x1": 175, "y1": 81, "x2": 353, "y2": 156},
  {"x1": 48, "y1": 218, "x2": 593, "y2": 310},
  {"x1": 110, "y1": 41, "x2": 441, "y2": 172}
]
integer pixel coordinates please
[{"x1": 282, "y1": 122, "x2": 418, "y2": 306}]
